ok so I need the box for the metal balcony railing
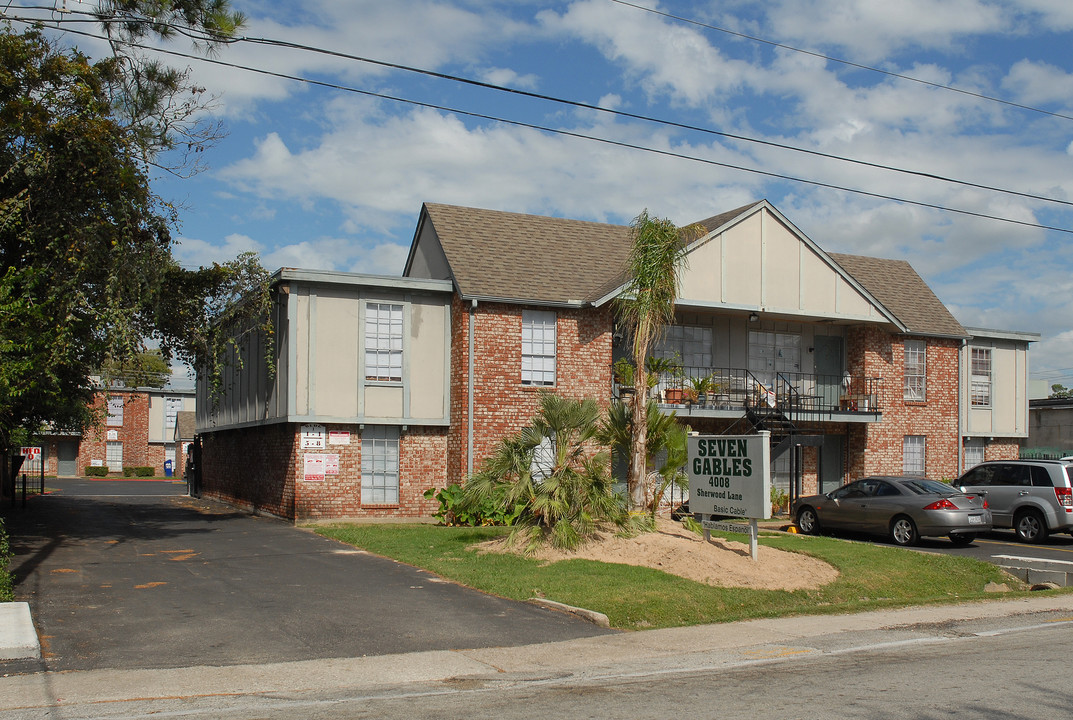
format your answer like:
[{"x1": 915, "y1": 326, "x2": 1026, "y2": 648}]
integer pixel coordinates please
[{"x1": 612, "y1": 365, "x2": 882, "y2": 421}]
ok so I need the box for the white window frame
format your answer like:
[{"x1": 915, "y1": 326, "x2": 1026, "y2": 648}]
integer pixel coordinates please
[
  {"x1": 963, "y1": 439, "x2": 985, "y2": 470},
  {"x1": 106, "y1": 397, "x2": 124, "y2": 426},
  {"x1": 903, "y1": 435, "x2": 926, "y2": 475},
  {"x1": 165, "y1": 397, "x2": 184, "y2": 430},
  {"x1": 971, "y1": 348, "x2": 992, "y2": 407},
  {"x1": 904, "y1": 339, "x2": 926, "y2": 401},
  {"x1": 361, "y1": 426, "x2": 399, "y2": 505},
  {"x1": 521, "y1": 309, "x2": 556, "y2": 386},
  {"x1": 106, "y1": 441, "x2": 123, "y2": 472},
  {"x1": 365, "y1": 303, "x2": 403, "y2": 382},
  {"x1": 531, "y1": 435, "x2": 555, "y2": 483}
]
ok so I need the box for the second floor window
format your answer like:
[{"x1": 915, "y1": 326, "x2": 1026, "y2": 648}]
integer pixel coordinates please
[
  {"x1": 521, "y1": 309, "x2": 556, "y2": 386},
  {"x1": 106, "y1": 397, "x2": 124, "y2": 426},
  {"x1": 365, "y1": 303, "x2": 403, "y2": 381},
  {"x1": 971, "y1": 348, "x2": 992, "y2": 407},
  {"x1": 904, "y1": 339, "x2": 926, "y2": 401}
]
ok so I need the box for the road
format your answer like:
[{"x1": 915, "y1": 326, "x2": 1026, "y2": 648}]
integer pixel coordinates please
[
  {"x1": 3, "y1": 597, "x2": 1071, "y2": 719},
  {"x1": 2, "y1": 479, "x2": 610, "y2": 672},
  {"x1": 909, "y1": 529, "x2": 1073, "y2": 580}
]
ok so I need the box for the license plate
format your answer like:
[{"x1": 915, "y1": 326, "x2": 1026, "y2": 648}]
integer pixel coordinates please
[{"x1": 968, "y1": 515, "x2": 983, "y2": 525}]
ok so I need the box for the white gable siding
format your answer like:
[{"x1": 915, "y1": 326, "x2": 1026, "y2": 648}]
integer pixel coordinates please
[{"x1": 678, "y1": 206, "x2": 889, "y2": 325}]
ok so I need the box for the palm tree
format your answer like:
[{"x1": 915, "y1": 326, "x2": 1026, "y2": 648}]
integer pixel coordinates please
[
  {"x1": 615, "y1": 210, "x2": 702, "y2": 510},
  {"x1": 598, "y1": 399, "x2": 689, "y2": 516},
  {"x1": 462, "y1": 392, "x2": 640, "y2": 553}
]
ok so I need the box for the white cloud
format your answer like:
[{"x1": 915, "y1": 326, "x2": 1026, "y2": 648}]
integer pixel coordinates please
[
  {"x1": 173, "y1": 233, "x2": 263, "y2": 268},
  {"x1": 1002, "y1": 60, "x2": 1073, "y2": 107}
]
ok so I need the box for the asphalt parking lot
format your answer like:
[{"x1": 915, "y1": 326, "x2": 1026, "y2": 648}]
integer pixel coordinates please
[{"x1": 2, "y1": 479, "x2": 612, "y2": 672}]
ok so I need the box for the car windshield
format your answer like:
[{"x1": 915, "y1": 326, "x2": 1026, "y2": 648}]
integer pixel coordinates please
[{"x1": 899, "y1": 478, "x2": 957, "y2": 495}]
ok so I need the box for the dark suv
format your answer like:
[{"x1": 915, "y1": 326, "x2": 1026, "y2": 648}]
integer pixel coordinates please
[{"x1": 953, "y1": 460, "x2": 1073, "y2": 543}]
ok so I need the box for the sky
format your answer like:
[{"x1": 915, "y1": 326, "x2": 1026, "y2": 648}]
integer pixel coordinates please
[{"x1": 10, "y1": 0, "x2": 1073, "y2": 390}]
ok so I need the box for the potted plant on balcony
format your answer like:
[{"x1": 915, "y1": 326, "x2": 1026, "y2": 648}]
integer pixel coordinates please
[
  {"x1": 662, "y1": 355, "x2": 688, "y2": 405},
  {"x1": 613, "y1": 358, "x2": 636, "y2": 400},
  {"x1": 688, "y1": 374, "x2": 713, "y2": 406}
]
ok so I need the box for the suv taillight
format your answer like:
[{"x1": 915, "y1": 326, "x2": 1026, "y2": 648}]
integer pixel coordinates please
[{"x1": 1055, "y1": 486, "x2": 1072, "y2": 512}]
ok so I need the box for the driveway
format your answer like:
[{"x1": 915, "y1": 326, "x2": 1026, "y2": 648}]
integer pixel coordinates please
[{"x1": 2, "y1": 479, "x2": 612, "y2": 672}]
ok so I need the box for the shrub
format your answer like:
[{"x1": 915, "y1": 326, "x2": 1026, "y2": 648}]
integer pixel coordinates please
[
  {"x1": 424, "y1": 484, "x2": 522, "y2": 527},
  {"x1": 0, "y1": 517, "x2": 13, "y2": 602},
  {"x1": 122, "y1": 466, "x2": 155, "y2": 477},
  {"x1": 85, "y1": 466, "x2": 109, "y2": 477}
]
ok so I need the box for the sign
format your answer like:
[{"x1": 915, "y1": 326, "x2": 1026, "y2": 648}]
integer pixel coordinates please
[
  {"x1": 300, "y1": 424, "x2": 326, "y2": 449},
  {"x1": 19, "y1": 446, "x2": 41, "y2": 462},
  {"x1": 301, "y1": 453, "x2": 340, "y2": 482},
  {"x1": 328, "y1": 431, "x2": 350, "y2": 446},
  {"x1": 702, "y1": 520, "x2": 751, "y2": 534},
  {"x1": 687, "y1": 433, "x2": 771, "y2": 520},
  {"x1": 107, "y1": 429, "x2": 119, "y2": 441}
]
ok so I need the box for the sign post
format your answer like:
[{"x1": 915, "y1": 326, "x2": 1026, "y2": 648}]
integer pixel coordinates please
[{"x1": 687, "y1": 432, "x2": 771, "y2": 561}]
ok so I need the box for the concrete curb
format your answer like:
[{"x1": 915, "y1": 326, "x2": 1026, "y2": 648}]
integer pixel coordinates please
[
  {"x1": 0, "y1": 603, "x2": 40, "y2": 661},
  {"x1": 528, "y1": 598, "x2": 611, "y2": 628}
]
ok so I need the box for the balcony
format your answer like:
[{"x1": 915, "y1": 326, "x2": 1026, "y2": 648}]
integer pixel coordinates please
[{"x1": 613, "y1": 365, "x2": 882, "y2": 423}]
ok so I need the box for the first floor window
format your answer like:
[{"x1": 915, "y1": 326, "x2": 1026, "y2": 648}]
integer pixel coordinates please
[
  {"x1": 365, "y1": 302, "x2": 403, "y2": 381},
  {"x1": 904, "y1": 339, "x2": 926, "y2": 401},
  {"x1": 971, "y1": 348, "x2": 992, "y2": 407},
  {"x1": 964, "y1": 439, "x2": 985, "y2": 469},
  {"x1": 531, "y1": 435, "x2": 555, "y2": 482},
  {"x1": 903, "y1": 435, "x2": 926, "y2": 475},
  {"x1": 106, "y1": 441, "x2": 123, "y2": 472},
  {"x1": 521, "y1": 309, "x2": 556, "y2": 386},
  {"x1": 362, "y1": 426, "x2": 399, "y2": 504}
]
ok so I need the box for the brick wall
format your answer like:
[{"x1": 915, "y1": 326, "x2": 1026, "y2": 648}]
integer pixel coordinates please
[
  {"x1": 77, "y1": 392, "x2": 151, "y2": 473},
  {"x1": 847, "y1": 328, "x2": 962, "y2": 480},
  {"x1": 201, "y1": 422, "x2": 447, "y2": 521},
  {"x1": 447, "y1": 301, "x2": 614, "y2": 484}
]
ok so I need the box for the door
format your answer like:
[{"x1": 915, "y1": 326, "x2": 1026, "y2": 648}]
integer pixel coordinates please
[
  {"x1": 813, "y1": 336, "x2": 843, "y2": 409},
  {"x1": 819, "y1": 435, "x2": 844, "y2": 494},
  {"x1": 57, "y1": 441, "x2": 78, "y2": 477}
]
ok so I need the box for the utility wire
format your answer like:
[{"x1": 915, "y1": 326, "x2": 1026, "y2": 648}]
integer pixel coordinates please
[
  {"x1": 17, "y1": 18, "x2": 1072, "y2": 236},
  {"x1": 609, "y1": 0, "x2": 1073, "y2": 123},
  {"x1": 10, "y1": 6, "x2": 1073, "y2": 210}
]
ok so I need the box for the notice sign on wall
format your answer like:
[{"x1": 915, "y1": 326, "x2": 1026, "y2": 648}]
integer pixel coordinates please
[
  {"x1": 328, "y1": 431, "x2": 350, "y2": 445},
  {"x1": 302, "y1": 453, "x2": 340, "y2": 482},
  {"x1": 300, "y1": 424, "x2": 326, "y2": 449},
  {"x1": 687, "y1": 433, "x2": 771, "y2": 520}
]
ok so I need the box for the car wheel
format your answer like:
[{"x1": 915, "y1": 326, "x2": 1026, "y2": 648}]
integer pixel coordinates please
[
  {"x1": 890, "y1": 516, "x2": 919, "y2": 546},
  {"x1": 796, "y1": 506, "x2": 820, "y2": 535},
  {"x1": 948, "y1": 533, "x2": 975, "y2": 546},
  {"x1": 1014, "y1": 510, "x2": 1048, "y2": 543}
]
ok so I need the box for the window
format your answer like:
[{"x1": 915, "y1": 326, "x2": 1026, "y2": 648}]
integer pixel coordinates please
[
  {"x1": 521, "y1": 309, "x2": 556, "y2": 386},
  {"x1": 361, "y1": 426, "x2": 399, "y2": 504},
  {"x1": 749, "y1": 331, "x2": 801, "y2": 385},
  {"x1": 904, "y1": 339, "x2": 926, "y2": 401},
  {"x1": 963, "y1": 439, "x2": 984, "y2": 469},
  {"x1": 531, "y1": 435, "x2": 555, "y2": 482},
  {"x1": 106, "y1": 441, "x2": 123, "y2": 472},
  {"x1": 165, "y1": 397, "x2": 184, "y2": 429},
  {"x1": 654, "y1": 325, "x2": 712, "y2": 369},
  {"x1": 365, "y1": 303, "x2": 403, "y2": 381},
  {"x1": 971, "y1": 348, "x2": 992, "y2": 407},
  {"x1": 903, "y1": 435, "x2": 926, "y2": 475},
  {"x1": 106, "y1": 397, "x2": 124, "y2": 426}
]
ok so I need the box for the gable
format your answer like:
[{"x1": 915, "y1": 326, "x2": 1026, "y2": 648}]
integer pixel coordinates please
[{"x1": 678, "y1": 203, "x2": 899, "y2": 327}]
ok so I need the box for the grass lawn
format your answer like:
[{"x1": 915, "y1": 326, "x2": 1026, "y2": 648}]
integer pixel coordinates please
[{"x1": 313, "y1": 523, "x2": 1048, "y2": 630}]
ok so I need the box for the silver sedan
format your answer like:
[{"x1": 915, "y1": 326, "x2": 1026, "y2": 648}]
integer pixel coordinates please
[{"x1": 793, "y1": 476, "x2": 992, "y2": 546}]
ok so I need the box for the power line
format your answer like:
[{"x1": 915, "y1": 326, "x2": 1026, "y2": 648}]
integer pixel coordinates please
[
  {"x1": 10, "y1": 6, "x2": 1073, "y2": 211},
  {"x1": 7, "y1": 14, "x2": 1073, "y2": 235},
  {"x1": 609, "y1": 0, "x2": 1073, "y2": 123}
]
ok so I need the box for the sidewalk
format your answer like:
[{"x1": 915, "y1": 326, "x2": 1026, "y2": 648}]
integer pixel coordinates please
[
  {"x1": 0, "y1": 603, "x2": 39, "y2": 661},
  {"x1": 3, "y1": 593, "x2": 1073, "y2": 711}
]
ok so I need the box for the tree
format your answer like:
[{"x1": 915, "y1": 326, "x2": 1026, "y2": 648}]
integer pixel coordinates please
[
  {"x1": 1051, "y1": 384, "x2": 1072, "y2": 399},
  {"x1": 615, "y1": 210, "x2": 703, "y2": 509},
  {"x1": 598, "y1": 399, "x2": 689, "y2": 517},
  {"x1": 100, "y1": 350, "x2": 172, "y2": 388},
  {"x1": 461, "y1": 392, "x2": 643, "y2": 553},
  {"x1": 0, "y1": 18, "x2": 264, "y2": 462}
]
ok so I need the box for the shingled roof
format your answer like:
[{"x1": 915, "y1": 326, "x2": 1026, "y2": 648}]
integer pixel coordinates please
[
  {"x1": 422, "y1": 203, "x2": 630, "y2": 305},
  {"x1": 829, "y1": 253, "x2": 967, "y2": 338},
  {"x1": 418, "y1": 203, "x2": 965, "y2": 337}
]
